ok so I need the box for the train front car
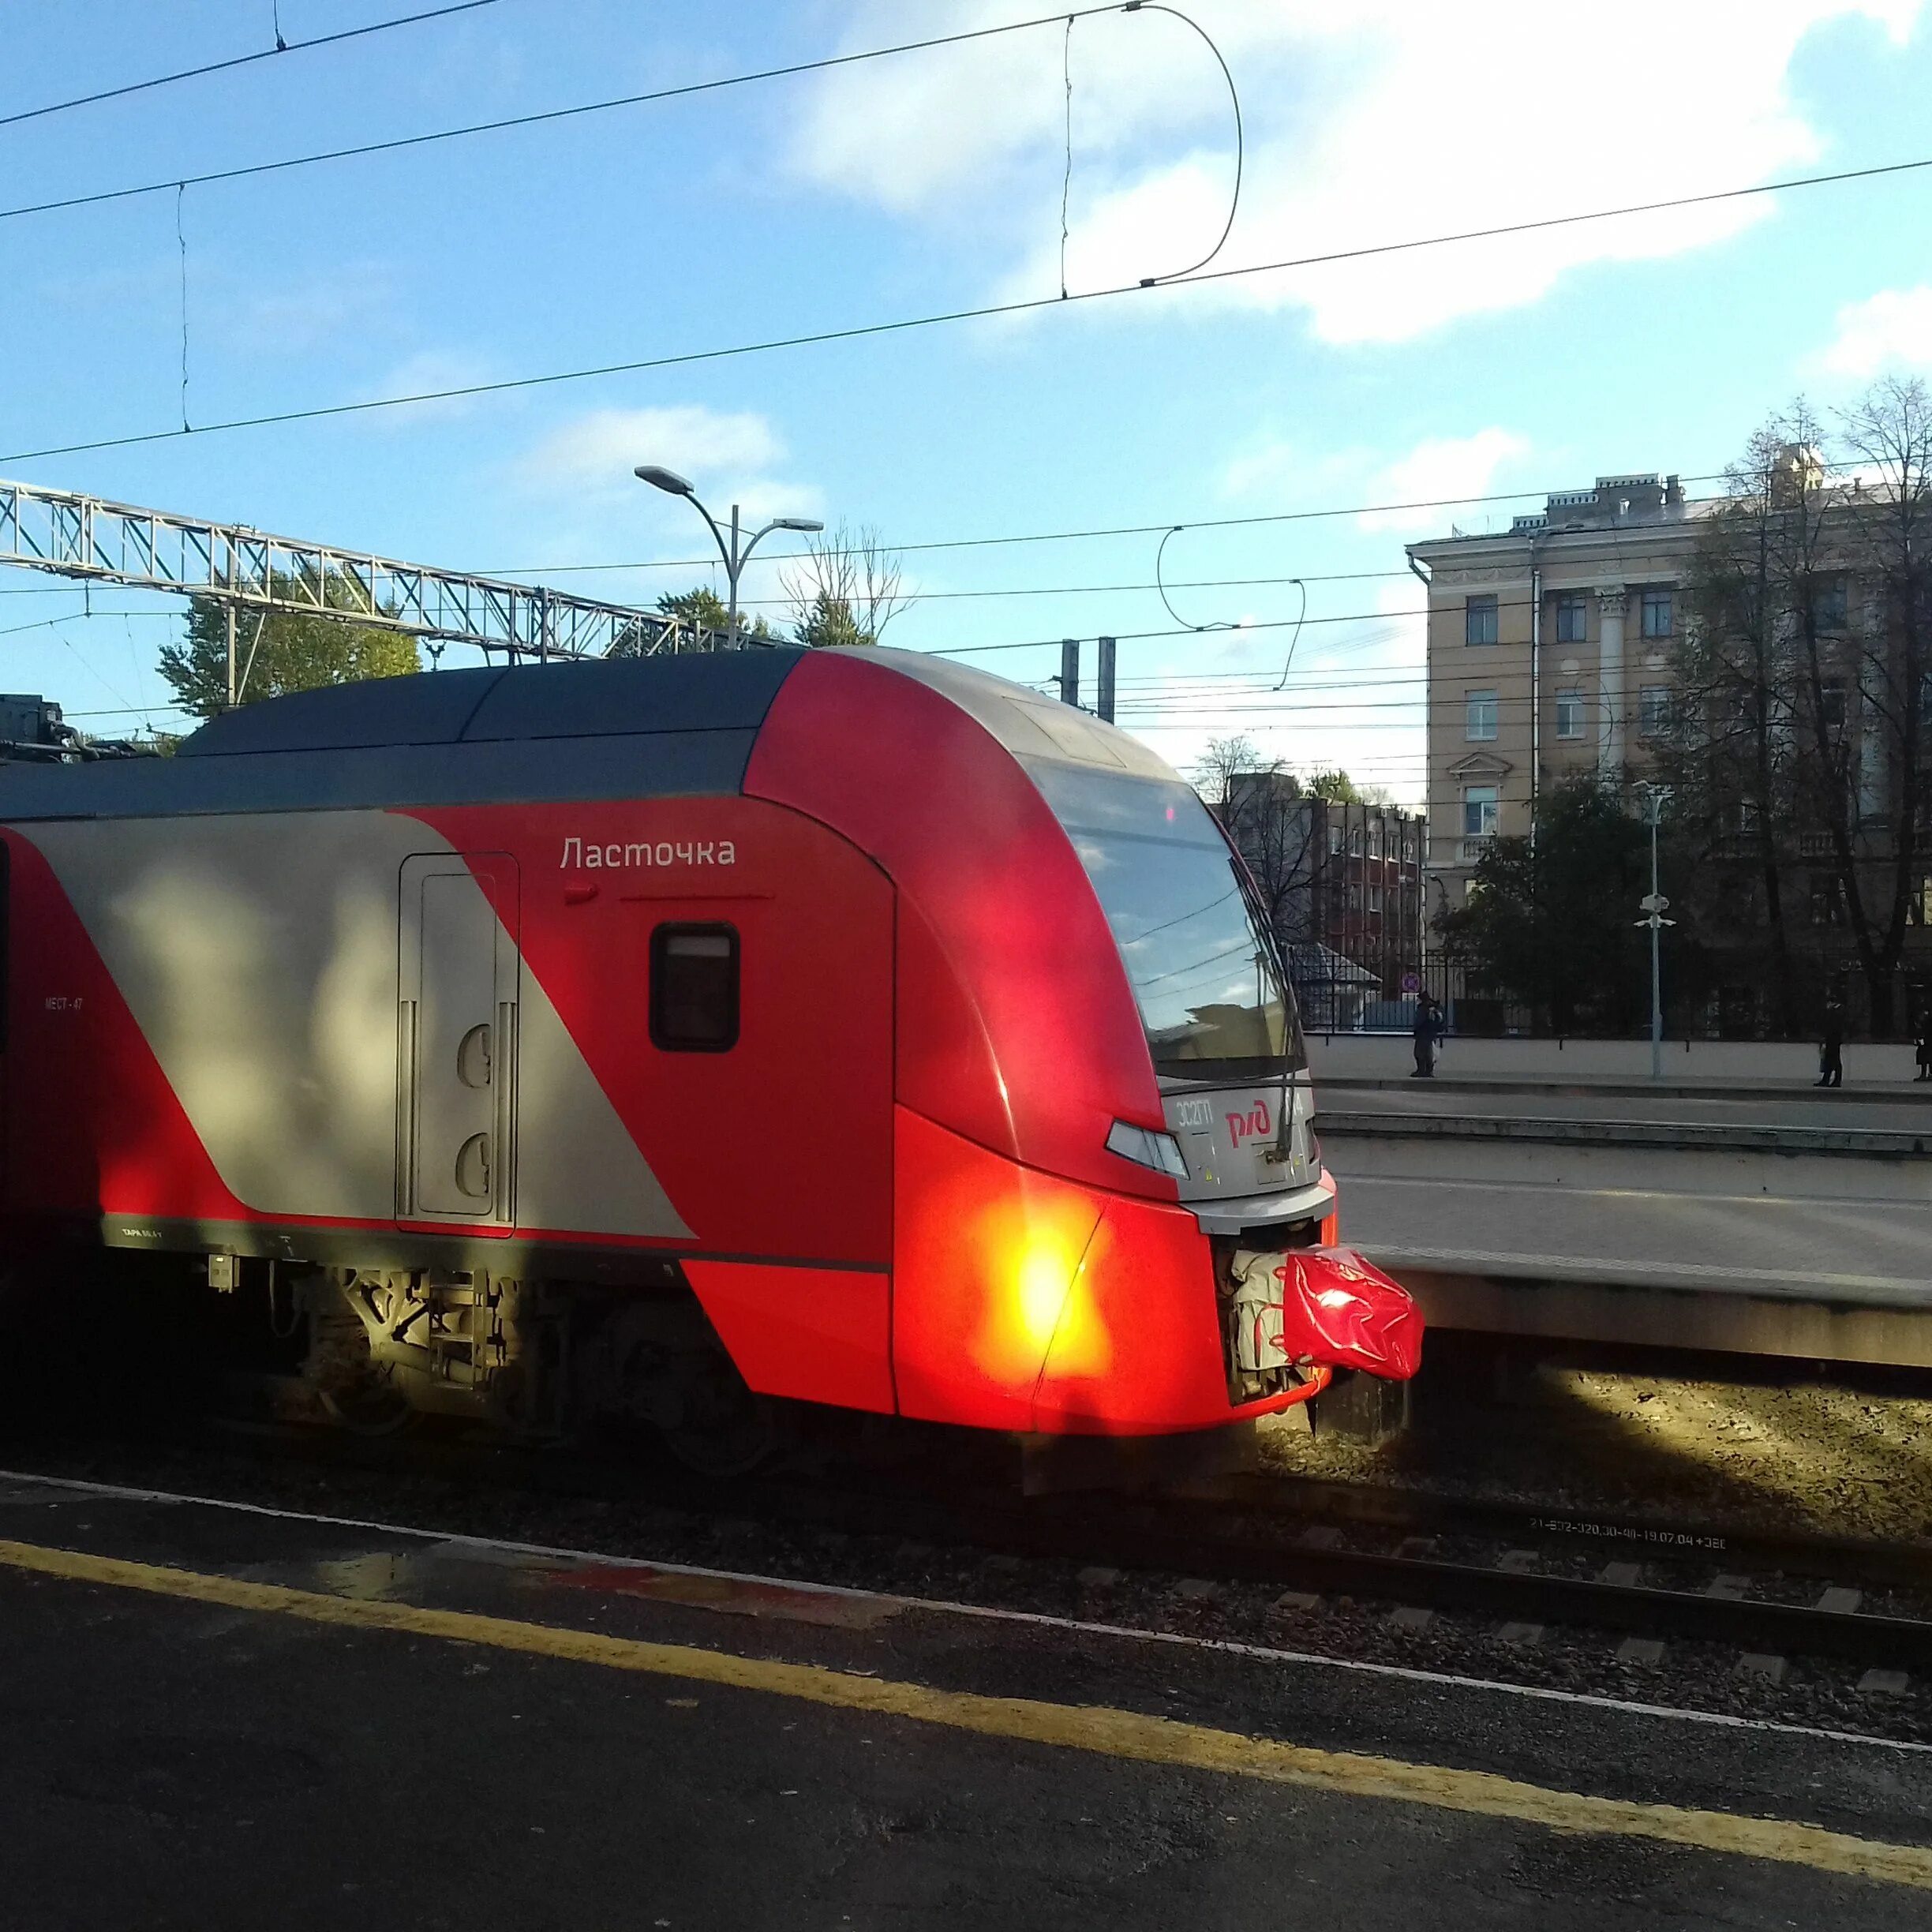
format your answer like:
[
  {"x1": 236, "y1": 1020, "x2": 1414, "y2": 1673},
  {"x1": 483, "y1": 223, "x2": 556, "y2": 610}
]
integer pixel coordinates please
[
  {"x1": 0, "y1": 642, "x2": 1413, "y2": 1455},
  {"x1": 748, "y1": 648, "x2": 1420, "y2": 1440}
]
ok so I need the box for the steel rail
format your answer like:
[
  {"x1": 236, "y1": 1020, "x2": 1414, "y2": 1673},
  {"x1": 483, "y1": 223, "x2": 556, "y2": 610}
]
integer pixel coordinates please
[{"x1": 35, "y1": 1409, "x2": 1932, "y2": 1679}]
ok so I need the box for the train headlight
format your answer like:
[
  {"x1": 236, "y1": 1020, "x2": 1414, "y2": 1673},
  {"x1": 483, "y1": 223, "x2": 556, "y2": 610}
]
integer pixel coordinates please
[{"x1": 1105, "y1": 1119, "x2": 1189, "y2": 1181}]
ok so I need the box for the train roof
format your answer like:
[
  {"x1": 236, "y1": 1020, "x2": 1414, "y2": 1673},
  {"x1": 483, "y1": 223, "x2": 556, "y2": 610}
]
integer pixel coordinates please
[
  {"x1": 174, "y1": 649, "x2": 803, "y2": 758},
  {"x1": 0, "y1": 644, "x2": 1174, "y2": 822}
]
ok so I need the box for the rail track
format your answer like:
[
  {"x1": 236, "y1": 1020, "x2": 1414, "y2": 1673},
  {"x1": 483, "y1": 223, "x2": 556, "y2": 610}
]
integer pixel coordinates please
[{"x1": 13, "y1": 1401, "x2": 1931, "y2": 1689}]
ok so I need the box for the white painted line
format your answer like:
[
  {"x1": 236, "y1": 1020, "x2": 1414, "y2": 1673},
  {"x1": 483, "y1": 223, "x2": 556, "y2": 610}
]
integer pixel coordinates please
[{"x1": 0, "y1": 1465, "x2": 1925, "y2": 1758}]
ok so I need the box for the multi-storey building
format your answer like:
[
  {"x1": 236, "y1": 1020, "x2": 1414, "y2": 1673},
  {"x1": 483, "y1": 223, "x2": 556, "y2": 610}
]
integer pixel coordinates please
[
  {"x1": 1406, "y1": 471, "x2": 1694, "y2": 927},
  {"x1": 1220, "y1": 772, "x2": 1425, "y2": 989},
  {"x1": 1407, "y1": 462, "x2": 1932, "y2": 1033}
]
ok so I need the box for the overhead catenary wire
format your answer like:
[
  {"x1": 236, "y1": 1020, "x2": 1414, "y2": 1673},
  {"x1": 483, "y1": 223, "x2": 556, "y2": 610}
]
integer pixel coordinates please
[
  {"x1": 474, "y1": 479, "x2": 1738, "y2": 575},
  {"x1": 0, "y1": 0, "x2": 507, "y2": 130},
  {"x1": 926, "y1": 588, "x2": 1557, "y2": 655},
  {"x1": 1126, "y1": 3, "x2": 1242, "y2": 286},
  {"x1": 9, "y1": 152, "x2": 1932, "y2": 465},
  {"x1": 0, "y1": 4, "x2": 1137, "y2": 226}
]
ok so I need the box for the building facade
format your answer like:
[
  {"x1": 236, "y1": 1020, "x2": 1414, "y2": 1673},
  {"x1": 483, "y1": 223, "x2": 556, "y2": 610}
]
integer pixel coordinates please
[
  {"x1": 1408, "y1": 462, "x2": 1932, "y2": 1034},
  {"x1": 1221, "y1": 773, "x2": 1425, "y2": 994},
  {"x1": 1407, "y1": 472, "x2": 1694, "y2": 928}
]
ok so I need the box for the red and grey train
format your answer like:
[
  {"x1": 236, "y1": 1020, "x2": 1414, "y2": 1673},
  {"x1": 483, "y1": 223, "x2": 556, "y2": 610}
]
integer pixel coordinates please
[{"x1": 0, "y1": 645, "x2": 1417, "y2": 1462}]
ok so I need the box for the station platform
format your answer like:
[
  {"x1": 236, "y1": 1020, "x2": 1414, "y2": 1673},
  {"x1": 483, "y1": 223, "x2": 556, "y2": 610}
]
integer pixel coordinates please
[
  {"x1": 0, "y1": 1469, "x2": 1930, "y2": 1927},
  {"x1": 1308, "y1": 1035, "x2": 1932, "y2": 1090},
  {"x1": 1316, "y1": 1076, "x2": 1932, "y2": 1367}
]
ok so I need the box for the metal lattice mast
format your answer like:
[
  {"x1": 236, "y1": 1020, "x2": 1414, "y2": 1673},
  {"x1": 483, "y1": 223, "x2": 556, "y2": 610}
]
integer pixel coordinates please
[{"x1": 0, "y1": 477, "x2": 703, "y2": 661}]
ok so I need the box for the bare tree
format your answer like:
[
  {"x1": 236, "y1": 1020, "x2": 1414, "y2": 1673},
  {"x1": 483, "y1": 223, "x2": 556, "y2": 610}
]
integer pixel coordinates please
[
  {"x1": 1837, "y1": 376, "x2": 1932, "y2": 1034},
  {"x1": 1192, "y1": 736, "x2": 1327, "y2": 948},
  {"x1": 781, "y1": 522, "x2": 908, "y2": 647},
  {"x1": 1192, "y1": 734, "x2": 1272, "y2": 817},
  {"x1": 1665, "y1": 416, "x2": 1814, "y2": 1032},
  {"x1": 1666, "y1": 386, "x2": 1932, "y2": 1033}
]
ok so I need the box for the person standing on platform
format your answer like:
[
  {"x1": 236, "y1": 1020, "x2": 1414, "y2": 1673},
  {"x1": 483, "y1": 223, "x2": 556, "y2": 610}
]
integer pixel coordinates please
[
  {"x1": 1411, "y1": 992, "x2": 1441, "y2": 1080},
  {"x1": 1817, "y1": 1000, "x2": 1845, "y2": 1088},
  {"x1": 1915, "y1": 1013, "x2": 1931, "y2": 1082}
]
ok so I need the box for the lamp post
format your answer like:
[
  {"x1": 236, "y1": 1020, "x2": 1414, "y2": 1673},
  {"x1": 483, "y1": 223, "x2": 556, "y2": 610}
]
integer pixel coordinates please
[
  {"x1": 1634, "y1": 783, "x2": 1676, "y2": 1079},
  {"x1": 634, "y1": 466, "x2": 822, "y2": 650}
]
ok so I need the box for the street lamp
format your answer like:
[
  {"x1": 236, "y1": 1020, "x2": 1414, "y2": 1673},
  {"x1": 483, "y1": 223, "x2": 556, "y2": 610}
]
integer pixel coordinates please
[
  {"x1": 634, "y1": 466, "x2": 823, "y2": 650},
  {"x1": 1634, "y1": 783, "x2": 1676, "y2": 1080}
]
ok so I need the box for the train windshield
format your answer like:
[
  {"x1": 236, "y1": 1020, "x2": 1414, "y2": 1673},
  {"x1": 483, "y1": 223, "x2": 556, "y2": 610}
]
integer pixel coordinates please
[{"x1": 1033, "y1": 766, "x2": 1305, "y2": 1082}]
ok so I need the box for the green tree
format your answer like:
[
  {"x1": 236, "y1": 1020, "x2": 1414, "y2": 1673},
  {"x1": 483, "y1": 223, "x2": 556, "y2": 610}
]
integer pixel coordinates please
[
  {"x1": 160, "y1": 570, "x2": 418, "y2": 719},
  {"x1": 610, "y1": 585, "x2": 771, "y2": 655},
  {"x1": 1304, "y1": 768, "x2": 1361, "y2": 803},
  {"x1": 791, "y1": 590, "x2": 872, "y2": 649},
  {"x1": 1438, "y1": 776, "x2": 1650, "y2": 1033}
]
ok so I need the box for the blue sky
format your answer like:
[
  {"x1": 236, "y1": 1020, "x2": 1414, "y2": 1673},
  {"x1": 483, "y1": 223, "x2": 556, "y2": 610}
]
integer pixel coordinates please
[{"x1": 6, "y1": 0, "x2": 1932, "y2": 802}]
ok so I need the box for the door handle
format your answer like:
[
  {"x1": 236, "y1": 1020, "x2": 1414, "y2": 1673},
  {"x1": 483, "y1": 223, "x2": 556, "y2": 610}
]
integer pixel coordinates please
[
  {"x1": 455, "y1": 1132, "x2": 492, "y2": 1200},
  {"x1": 456, "y1": 1022, "x2": 493, "y2": 1088}
]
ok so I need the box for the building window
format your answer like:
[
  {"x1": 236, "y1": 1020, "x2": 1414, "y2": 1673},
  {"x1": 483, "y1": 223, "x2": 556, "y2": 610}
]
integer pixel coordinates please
[
  {"x1": 1466, "y1": 689, "x2": 1499, "y2": 740},
  {"x1": 1350, "y1": 827, "x2": 1364, "y2": 856},
  {"x1": 1555, "y1": 689, "x2": 1584, "y2": 739},
  {"x1": 1347, "y1": 883, "x2": 1362, "y2": 912},
  {"x1": 1553, "y1": 593, "x2": 1587, "y2": 644},
  {"x1": 1638, "y1": 686, "x2": 1670, "y2": 737},
  {"x1": 1327, "y1": 825, "x2": 1343, "y2": 856},
  {"x1": 1909, "y1": 877, "x2": 1932, "y2": 926},
  {"x1": 1819, "y1": 680, "x2": 1846, "y2": 728},
  {"x1": 1640, "y1": 590, "x2": 1673, "y2": 639},
  {"x1": 1368, "y1": 825, "x2": 1383, "y2": 858},
  {"x1": 650, "y1": 924, "x2": 739, "y2": 1051},
  {"x1": 1809, "y1": 876, "x2": 1844, "y2": 927},
  {"x1": 1465, "y1": 595, "x2": 1498, "y2": 646},
  {"x1": 1462, "y1": 785, "x2": 1499, "y2": 839},
  {"x1": 1368, "y1": 885, "x2": 1384, "y2": 914},
  {"x1": 1816, "y1": 577, "x2": 1849, "y2": 631}
]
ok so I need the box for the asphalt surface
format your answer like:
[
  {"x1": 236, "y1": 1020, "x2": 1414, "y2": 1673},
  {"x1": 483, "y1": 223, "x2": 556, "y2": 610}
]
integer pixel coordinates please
[{"x1": 3, "y1": 1473, "x2": 1932, "y2": 1929}]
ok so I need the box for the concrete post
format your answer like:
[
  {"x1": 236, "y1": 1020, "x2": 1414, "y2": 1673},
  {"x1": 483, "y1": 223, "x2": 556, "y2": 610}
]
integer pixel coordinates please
[{"x1": 1597, "y1": 585, "x2": 1627, "y2": 774}]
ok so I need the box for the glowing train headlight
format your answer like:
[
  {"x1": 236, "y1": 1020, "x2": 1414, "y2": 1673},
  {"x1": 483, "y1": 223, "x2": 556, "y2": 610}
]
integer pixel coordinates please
[{"x1": 1104, "y1": 1119, "x2": 1189, "y2": 1181}]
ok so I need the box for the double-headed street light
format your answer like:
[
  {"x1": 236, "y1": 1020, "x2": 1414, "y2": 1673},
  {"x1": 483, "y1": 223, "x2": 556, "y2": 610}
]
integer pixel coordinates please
[
  {"x1": 1634, "y1": 782, "x2": 1676, "y2": 1080},
  {"x1": 635, "y1": 466, "x2": 823, "y2": 651}
]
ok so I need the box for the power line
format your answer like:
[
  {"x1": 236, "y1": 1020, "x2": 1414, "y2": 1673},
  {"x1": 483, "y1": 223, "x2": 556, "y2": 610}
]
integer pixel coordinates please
[
  {"x1": 0, "y1": 475, "x2": 1736, "y2": 590},
  {"x1": 0, "y1": 1, "x2": 507, "y2": 131},
  {"x1": 476, "y1": 489, "x2": 1714, "y2": 576},
  {"x1": 10, "y1": 149, "x2": 1932, "y2": 464},
  {"x1": 930, "y1": 605, "x2": 1425, "y2": 656},
  {"x1": 0, "y1": 4, "x2": 1127, "y2": 223}
]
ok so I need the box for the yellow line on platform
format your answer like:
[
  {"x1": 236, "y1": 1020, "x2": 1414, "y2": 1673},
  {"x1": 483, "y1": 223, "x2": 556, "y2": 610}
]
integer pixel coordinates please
[{"x1": 2, "y1": 1533, "x2": 1927, "y2": 1893}]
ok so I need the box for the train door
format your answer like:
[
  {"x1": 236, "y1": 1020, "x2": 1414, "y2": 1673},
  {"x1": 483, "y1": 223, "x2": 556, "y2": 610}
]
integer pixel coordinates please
[{"x1": 398, "y1": 853, "x2": 519, "y2": 1227}]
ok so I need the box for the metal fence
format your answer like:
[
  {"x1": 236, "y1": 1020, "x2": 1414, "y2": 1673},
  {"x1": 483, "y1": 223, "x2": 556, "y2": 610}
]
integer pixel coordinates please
[{"x1": 1286, "y1": 947, "x2": 1534, "y2": 1039}]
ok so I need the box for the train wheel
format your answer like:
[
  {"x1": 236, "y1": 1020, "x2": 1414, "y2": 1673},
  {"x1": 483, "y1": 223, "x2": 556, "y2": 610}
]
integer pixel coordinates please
[
  {"x1": 657, "y1": 1356, "x2": 778, "y2": 1477},
  {"x1": 305, "y1": 1277, "x2": 417, "y2": 1436},
  {"x1": 316, "y1": 1376, "x2": 416, "y2": 1437}
]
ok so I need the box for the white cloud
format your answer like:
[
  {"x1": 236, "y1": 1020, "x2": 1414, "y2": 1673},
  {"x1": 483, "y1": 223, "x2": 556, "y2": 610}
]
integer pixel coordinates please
[
  {"x1": 1822, "y1": 286, "x2": 1932, "y2": 375},
  {"x1": 518, "y1": 404, "x2": 820, "y2": 521},
  {"x1": 221, "y1": 265, "x2": 399, "y2": 356},
  {"x1": 1357, "y1": 428, "x2": 1530, "y2": 534},
  {"x1": 789, "y1": 0, "x2": 1920, "y2": 345},
  {"x1": 362, "y1": 349, "x2": 500, "y2": 427}
]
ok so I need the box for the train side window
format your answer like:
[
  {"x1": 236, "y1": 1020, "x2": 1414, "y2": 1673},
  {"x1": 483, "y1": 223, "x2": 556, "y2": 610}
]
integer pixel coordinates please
[{"x1": 650, "y1": 924, "x2": 739, "y2": 1052}]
